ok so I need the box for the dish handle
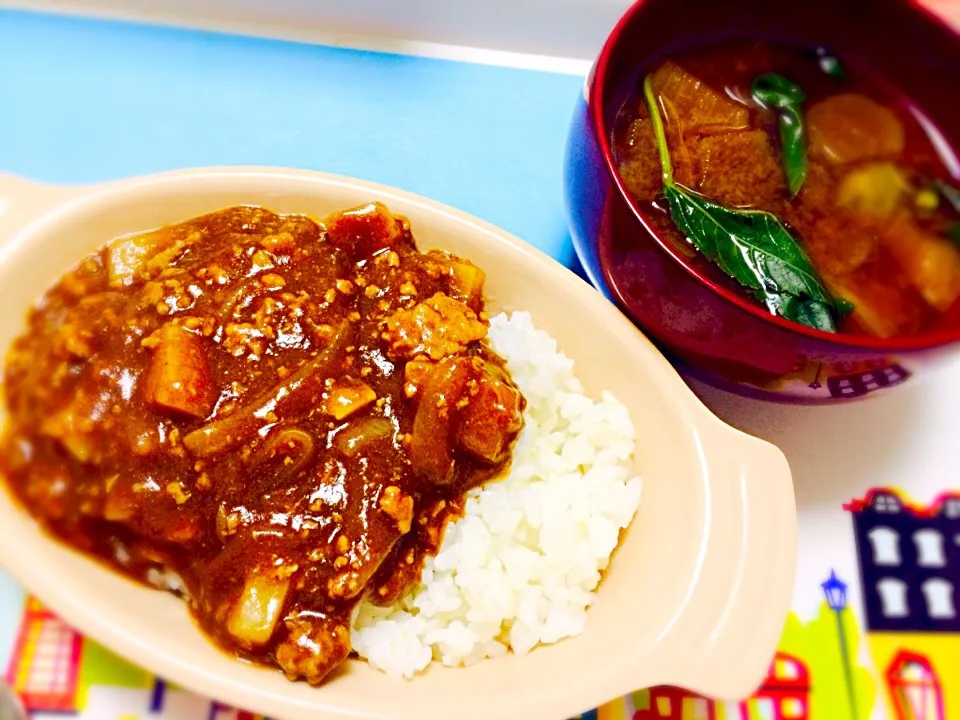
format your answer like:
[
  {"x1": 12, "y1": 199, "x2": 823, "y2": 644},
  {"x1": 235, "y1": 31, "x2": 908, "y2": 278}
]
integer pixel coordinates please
[
  {"x1": 0, "y1": 173, "x2": 70, "y2": 244},
  {"x1": 662, "y1": 420, "x2": 797, "y2": 701}
]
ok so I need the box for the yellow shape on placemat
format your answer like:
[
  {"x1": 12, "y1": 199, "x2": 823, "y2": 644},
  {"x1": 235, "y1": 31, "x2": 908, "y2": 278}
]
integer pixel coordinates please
[
  {"x1": 630, "y1": 689, "x2": 649, "y2": 711},
  {"x1": 867, "y1": 632, "x2": 960, "y2": 720},
  {"x1": 76, "y1": 638, "x2": 153, "y2": 708},
  {"x1": 596, "y1": 697, "x2": 627, "y2": 720},
  {"x1": 775, "y1": 602, "x2": 876, "y2": 720},
  {"x1": 13, "y1": 621, "x2": 42, "y2": 688}
]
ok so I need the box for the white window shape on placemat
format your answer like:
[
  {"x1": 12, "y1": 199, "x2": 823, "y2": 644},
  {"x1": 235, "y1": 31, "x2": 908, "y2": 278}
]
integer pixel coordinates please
[
  {"x1": 945, "y1": 498, "x2": 960, "y2": 519},
  {"x1": 874, "y1": 494, "x2": 901, "y2": 513},
  {"x1": 751, "y1": 698, "x2": 776, "y2": 720},
  {"x1": 869, "y1": 526, "x2": 901, "y2": 565},
  {"x1": 921, "y1": 578, "x2": 956, "y2": 619},
  {"x1": 914, "y1": 529, "x2": 947, "y2": 568},
  {"x1": 682, "y1": 697, "x2": 710, "y2": 720},
  {"x1": 775, "y1": 656, "x2": 801, "y2": 679},
  {"x1": 878, "y1": 577, "x2": 909, "y2": 618}
]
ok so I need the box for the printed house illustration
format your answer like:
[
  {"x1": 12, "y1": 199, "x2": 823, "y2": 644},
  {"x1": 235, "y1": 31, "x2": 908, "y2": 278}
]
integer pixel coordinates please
[
  {"x1": 632, "y1": 686, "x2": 717, "y2": 719},
  {"x1": 886, "y1": 650, "x2": 945, "y2": 720},
  {"x1": 6, "y1": 595, "x2": 278, "y2": 720},
  {"x1": 627, "y1": 653, "x2": 810, "y2": 720},
  {"x1": 825, "y1": 362, "x2": 910, "y2": 400},
  {"x1": 5, "y1": 597, "x2": 83, "y2": 712},
  {"x1": 739, "y1": 653, "x2": 809, "y2": 720},
  {"x1": 846, "y1": 488, "x2": 960, "y2": 720}
]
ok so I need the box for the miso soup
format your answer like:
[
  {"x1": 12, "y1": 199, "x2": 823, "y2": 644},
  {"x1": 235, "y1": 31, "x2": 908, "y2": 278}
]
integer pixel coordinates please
[{"x1": 612, "y1": 41, "x2": 960, "y2": 338}]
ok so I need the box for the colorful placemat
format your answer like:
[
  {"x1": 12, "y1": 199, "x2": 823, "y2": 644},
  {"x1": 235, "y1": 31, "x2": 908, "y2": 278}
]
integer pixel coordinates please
[
  {"x1": 2, "y1": 5, "x2": 960, "y2": 719},
  {"x1": 7, "y1": 486, "x2": 957, "y2": 720}
]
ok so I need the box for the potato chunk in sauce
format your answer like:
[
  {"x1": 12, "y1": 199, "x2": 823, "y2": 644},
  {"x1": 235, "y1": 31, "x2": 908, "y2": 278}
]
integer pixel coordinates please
[{"x1": 0, "y1": 203, "x2": 525, "y2": 684}]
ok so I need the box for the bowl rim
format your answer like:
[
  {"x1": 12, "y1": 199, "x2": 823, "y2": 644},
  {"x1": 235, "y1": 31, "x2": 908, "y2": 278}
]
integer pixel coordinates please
[
  {"x1": 589, "y1": 0, "x2": 960, "y2": 353},
  {"x1": 0, "y1": 166, "x2": 797, "y2": 720}
]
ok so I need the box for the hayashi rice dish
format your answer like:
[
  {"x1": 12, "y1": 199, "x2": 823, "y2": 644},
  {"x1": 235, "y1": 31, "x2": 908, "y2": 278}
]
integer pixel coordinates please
[{"x1": 0, "y1": 202, "x2": 642, "y2": 683}]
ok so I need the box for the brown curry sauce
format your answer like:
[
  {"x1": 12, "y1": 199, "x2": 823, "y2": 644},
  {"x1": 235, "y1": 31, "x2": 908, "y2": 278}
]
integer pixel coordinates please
[{"x1": 0, "y1": 202, "x2": 525, "y2": 684}]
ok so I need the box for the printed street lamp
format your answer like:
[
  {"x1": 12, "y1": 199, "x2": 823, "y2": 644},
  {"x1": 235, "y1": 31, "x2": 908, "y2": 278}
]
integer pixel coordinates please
[
  {"x1": 822, "y1": 570, "x2": 858, "y2": 720},
  {"x1": 822, "y1": 568, "x2": 847, "y2": 611}
]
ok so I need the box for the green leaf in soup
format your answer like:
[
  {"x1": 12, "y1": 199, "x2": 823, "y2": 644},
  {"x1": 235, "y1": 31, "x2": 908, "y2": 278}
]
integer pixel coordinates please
[
  {"x1": 752, "y1": 73, "x2": 805, "y2": 107},
  {"x1": 778, "y1": 110, "x2": 807, "y2": 198},
  {"x1": 752, "y1": 74, "x2": 808, "y2": 197},
  {"x1": 930, "y1": 181, "x2": 960, "y2": 245},
  {"x1": 834, "y1": 297, "x2": 856, "y2": 317},
  {"x1": 663, "y1": 185, "x2": 835, "y2": 331},
  {"x1": 948, "y1": 223, "x2": 960, "y2": 247},
  {"x1": 643, "y1": 72, "x2": 837, "y2": 333},
  {"x1": 660, "y1": 185, "x2": 827, "y2": 303},
  {"x1": 774, "y1": 295, "x2": 838, "y2": 333}
]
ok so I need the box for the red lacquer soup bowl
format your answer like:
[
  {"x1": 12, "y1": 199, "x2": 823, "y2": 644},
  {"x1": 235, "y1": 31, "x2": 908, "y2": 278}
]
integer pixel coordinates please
[{"x1": 564, "y1": 0, "x2": 960, "y2": 403}]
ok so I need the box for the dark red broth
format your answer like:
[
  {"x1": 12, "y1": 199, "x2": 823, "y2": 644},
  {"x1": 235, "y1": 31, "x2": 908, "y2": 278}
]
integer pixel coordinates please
[{"x1": 612, "y1": 41, "x2": 960, "y2": 339}]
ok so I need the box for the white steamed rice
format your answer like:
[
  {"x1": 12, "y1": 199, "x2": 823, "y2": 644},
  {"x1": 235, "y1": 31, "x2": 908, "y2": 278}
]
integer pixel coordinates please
[{"x1": 350, "y1": 311, "x2": 642, "y2": 677}]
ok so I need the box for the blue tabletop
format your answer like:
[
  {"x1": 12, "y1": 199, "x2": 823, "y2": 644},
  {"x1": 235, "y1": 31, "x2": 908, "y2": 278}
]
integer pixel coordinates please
[
  {"x1": 0, "y1": 6, "x2": 587, "y2": 675},
  {"x1": 0, "y1": 9, "x2": 585, "y2": 268}
]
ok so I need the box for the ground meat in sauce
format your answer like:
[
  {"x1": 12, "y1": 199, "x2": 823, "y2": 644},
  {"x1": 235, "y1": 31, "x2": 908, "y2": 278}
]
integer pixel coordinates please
[{"x1": 0, "y1": 202, "x2": 526, "y2": 685}]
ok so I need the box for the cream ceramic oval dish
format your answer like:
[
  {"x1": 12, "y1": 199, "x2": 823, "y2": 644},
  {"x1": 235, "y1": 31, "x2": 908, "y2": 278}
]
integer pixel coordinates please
[{"x1": 0, "y1": 168, "x2": 796, "y2": 720}]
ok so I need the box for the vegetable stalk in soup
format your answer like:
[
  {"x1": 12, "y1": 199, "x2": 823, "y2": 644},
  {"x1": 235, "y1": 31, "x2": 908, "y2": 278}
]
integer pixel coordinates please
[
  {"x1": 612, "y1": 42, "x2": 960, "y2": 338},
  {"x1": 0, "y1": 203, "x2": 525, "y2": 684}
]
